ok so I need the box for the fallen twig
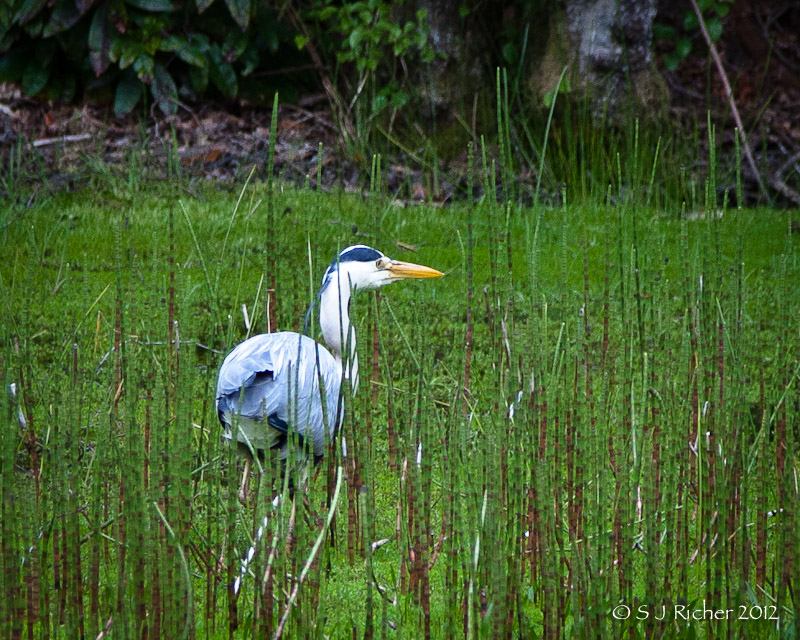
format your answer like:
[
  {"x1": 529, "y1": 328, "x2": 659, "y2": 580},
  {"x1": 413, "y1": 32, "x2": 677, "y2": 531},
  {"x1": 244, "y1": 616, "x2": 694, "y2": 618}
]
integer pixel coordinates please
[
  {"x1": 0, "y1": 103, "x2": 20, "y2": 119},
  {"x1": 32, "y1": 133, "x2": 92, "y2": 148}
]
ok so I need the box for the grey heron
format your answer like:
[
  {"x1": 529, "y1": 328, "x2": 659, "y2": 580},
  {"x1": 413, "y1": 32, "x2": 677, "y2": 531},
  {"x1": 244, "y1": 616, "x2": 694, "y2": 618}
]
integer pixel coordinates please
[{"x1": 215, "y1": 244, "x2": 443, "y2": 496}]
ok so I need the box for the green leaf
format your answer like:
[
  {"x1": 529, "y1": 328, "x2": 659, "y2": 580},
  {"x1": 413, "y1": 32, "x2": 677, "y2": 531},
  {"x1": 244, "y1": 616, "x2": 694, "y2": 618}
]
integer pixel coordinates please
[
  {"x1": 682, "y1": 12, "x2": 698, "y2": 31},
  {"x1": 151, "y1": 62, "x2": 177, "y2": 114},
  {"x1": 125, "y1": 0, "x2": 177, "y2": 10},
  {"x1": 0, "y1": 49, "x2": 27, "y2": 81},
  {"x1": 114, "y1": 68, "x2": 142, "y2": 115},
  {"x1": 371, "y1": 93, "x2": 387, "y2": 112},
  {"x1": 115, "y1": 38, "x2": 144, "y2": 69},
  {"x1": 189, "y1": 33, "x2": 209, "y2": 48},
  {"x1": 21, "y1": 17, "x2": 45, "y2": 38},
  {"x1": 14, "y1": 0, "x2": 48, "y2": 26},
  {"x1": 714, "y1": 3, "x2": 731, "y2": 18},
  {"x1": 133, "y1": 52, "x2": 154, "y2": 82},
  {"x1": 159, "y1": 33, "x2": 182, "y2": 51},
  {"x1": 239, "y1": 43, "x2": 258, "y2": 76},
  {"x1": 208, "y1": 44, "x2": 236, "y2": 97},
  {"x1": 161, "y1": 34, "x2": 205, "y2": 67},
  {"x1": 348, "y1": 28, "x2": 361, "y2": 51},
  {"x1": 42, "y1": 0, "x2": 83, "y2": 37},
  {"x1": 222, "y1": 29, "x2": 247, "y2": 61},
  {"x1": 89, "y1": 3, "x2": 111, "y2": 76},
  {"x1": 675, "y1": 36, "x2": 691, "y2": 59},
  {"x1": 224, "y1": 0, "x2": 249, "y2": 30},
  {"x1": 294, "y1": 34, "x2": 308, "y2": 50},
  {"x1": 652, "y1": 23, "x2": 675, "y2": 40},
  {"x1": 664, "y1": 52, "x2": 681, "y2": 71},
  {"x1": 22, "y1": 58, "x2": 49, "y2": 95},
  {"x1": 706, "y1": 17, "x2": 723, "y2": 42},
  {"x1": 188, "y1": 58, "x2": 208, "y2": 92},
  {"x1": 390, "y1": 91, "x2": 407, "y2": 108},
  {"x1": 195, "y1": 0, "x2": 214, "y2": 12}
]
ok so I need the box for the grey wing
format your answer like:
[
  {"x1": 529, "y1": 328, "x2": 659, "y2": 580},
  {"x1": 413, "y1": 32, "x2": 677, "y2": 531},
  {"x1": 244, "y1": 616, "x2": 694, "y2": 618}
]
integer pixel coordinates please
[{"x1": 215, "y1": 332, "x2": 342, "y2": 456}]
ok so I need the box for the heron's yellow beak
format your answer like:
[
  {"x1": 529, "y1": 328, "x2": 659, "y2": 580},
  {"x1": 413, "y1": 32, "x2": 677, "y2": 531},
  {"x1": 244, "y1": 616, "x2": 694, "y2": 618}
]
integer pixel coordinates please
[{"x1": 386, "y1": 260, "x2": 444, "y2": 279}]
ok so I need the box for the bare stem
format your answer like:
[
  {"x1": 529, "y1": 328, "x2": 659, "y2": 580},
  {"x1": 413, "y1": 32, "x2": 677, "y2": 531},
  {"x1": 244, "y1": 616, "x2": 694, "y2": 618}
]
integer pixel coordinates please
[
  {"x1": 688, "y1": 0, "x2": 769, "y2": 203},
  {"x1": 272, "y1": 466, "x2": 344, "y2": 640}
]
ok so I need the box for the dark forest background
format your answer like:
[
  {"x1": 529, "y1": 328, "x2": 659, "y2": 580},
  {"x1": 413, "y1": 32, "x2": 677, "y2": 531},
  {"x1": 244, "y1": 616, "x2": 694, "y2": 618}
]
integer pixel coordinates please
[{"x1": 1, "y1": 0, "x2": 799, "y2": 206}]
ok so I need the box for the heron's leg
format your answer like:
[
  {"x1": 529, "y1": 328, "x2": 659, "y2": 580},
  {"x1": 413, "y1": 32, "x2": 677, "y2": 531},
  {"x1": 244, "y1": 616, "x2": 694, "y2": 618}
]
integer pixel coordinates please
[{"x1": 238, "y1": 457, "x2": 251, "y2": 506}]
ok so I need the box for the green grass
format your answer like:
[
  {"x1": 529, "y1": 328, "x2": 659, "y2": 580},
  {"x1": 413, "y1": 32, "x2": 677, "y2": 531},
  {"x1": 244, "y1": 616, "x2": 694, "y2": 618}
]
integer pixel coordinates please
[{"x1": 1, "y1": 161, "x2": 799, "y2": 640}]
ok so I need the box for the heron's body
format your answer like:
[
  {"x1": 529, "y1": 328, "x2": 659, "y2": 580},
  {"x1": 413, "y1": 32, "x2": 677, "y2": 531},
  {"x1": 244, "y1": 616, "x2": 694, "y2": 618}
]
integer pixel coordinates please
[
  {"x1": 216, "y1": 332, "x2": 341, "y2": 459},
  {"x1": 215, "y1": 245, "x2": 442, "y2": 472}
]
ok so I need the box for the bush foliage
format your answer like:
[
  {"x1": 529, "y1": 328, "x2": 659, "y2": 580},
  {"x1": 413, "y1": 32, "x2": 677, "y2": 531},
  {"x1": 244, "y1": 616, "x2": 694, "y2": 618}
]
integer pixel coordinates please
[
  {"x1": 0, "y1": 0, "x2": 432, "y2": 118},
  {"x1": 1, "y1": 0, "x2": 297, "y2": 114}
]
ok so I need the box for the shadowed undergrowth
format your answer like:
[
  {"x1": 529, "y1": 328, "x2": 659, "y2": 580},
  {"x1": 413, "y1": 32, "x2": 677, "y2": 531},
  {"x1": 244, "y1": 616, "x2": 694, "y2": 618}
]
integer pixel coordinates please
[{"x1": 1, "y1": 148, "x2": 799, "y2": 640}]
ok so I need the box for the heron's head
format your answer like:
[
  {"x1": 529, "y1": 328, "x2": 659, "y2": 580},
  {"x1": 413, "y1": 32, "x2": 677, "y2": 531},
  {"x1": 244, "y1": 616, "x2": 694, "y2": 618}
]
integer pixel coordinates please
[{"x1": 321, "y1": 245, "x2": 443, "y2": 292}]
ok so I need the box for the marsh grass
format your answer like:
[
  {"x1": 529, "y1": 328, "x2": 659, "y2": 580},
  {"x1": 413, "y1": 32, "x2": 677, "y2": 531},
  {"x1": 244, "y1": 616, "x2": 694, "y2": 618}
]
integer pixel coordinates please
[{"x1": 2, "y1": 104, "x2": 800, "y2": 640}]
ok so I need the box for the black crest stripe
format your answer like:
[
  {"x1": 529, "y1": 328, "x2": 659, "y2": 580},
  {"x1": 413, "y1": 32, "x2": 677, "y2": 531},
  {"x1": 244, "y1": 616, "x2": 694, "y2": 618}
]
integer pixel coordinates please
[{"x1": 336, "y1": 246, "x2": 383, "y2": 264}]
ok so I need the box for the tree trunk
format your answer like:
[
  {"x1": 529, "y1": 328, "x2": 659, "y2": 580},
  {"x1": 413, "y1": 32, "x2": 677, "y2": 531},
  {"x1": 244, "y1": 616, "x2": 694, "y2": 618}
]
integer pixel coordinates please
[
  {"x1": 414, "y1": 0, "x2": 487, "y2": 113},
  {"x1": 531, "y1": 0, "x2": 668, "y2": 119}
]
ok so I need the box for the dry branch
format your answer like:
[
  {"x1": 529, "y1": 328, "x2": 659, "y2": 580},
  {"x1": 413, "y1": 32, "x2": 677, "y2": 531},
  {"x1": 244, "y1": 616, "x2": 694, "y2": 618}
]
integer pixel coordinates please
[{"x1": 689, "y1": 0, "x2": 799, "y2": 205}]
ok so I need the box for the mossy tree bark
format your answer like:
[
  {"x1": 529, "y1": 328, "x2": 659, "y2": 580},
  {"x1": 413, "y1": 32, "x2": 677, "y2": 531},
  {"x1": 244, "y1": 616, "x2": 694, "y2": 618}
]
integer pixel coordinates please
[
  {"x1": 407, "y1": 0, "x2": 667, "y2": 127},
  {"x1": 414, "y1": 0, "x2": 488, "y2": 114},
  {"x1": 530, "y1": 0, "x2": 668, "y2": 118}
]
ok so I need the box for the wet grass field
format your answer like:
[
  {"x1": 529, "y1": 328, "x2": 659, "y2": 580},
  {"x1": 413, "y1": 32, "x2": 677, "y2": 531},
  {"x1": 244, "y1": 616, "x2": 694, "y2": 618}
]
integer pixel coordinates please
[{"x1": 2, "y1": 141, "x2": 800, "y2": 639}]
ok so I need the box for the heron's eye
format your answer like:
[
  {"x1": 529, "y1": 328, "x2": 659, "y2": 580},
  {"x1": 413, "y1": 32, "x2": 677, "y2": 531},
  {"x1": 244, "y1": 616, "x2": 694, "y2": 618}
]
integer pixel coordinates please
[{"x1": 376, "y1": 258, "x2": 387, "y2": 269}]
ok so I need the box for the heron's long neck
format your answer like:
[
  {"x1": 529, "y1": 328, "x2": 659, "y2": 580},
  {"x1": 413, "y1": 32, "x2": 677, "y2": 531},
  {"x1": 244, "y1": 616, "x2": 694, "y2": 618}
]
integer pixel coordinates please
[{"x1": 319, "y1": 272, "x2": 359, "y2": 392}]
